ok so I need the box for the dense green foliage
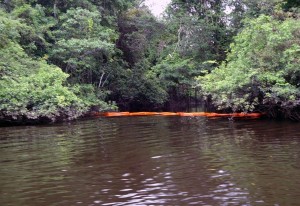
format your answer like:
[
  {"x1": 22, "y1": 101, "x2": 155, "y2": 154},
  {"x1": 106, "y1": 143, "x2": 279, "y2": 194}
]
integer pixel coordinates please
[
  {"x1": 0, "y1": 0, "x2": 300, "y2": 123},
  {"x1": 0, "y1": 6, "x2": 114, "y2": 123},
  {"x1": 111, "y1": 7, "x2": 168, "y2": 110},
  {"x1": 198, "y1": 15, "x2": 300, "y2": 119}
]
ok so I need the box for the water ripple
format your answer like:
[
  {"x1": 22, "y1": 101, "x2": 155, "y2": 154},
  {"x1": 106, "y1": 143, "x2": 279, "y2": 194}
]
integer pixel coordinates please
[{"x1": 1, "y1": 118, "x2": 300, "y2": 205}]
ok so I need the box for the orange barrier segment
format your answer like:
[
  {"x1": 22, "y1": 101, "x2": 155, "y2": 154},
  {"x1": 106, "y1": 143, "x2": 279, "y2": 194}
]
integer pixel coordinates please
[
  {"x1": 102, "y1": 112, "x2": 130, "y2": 117},
  {"x1": 129, "y1": 112, "x2": 159, "y2": 116},
  {"x1": 178, "y1": 112, "x2": 207, "y2": 117},
  {"x1": 212, "y1": 113, "x2": 232, "y2": 117},
  {"x1": 158, "y1": 112, "x2": 179, "y2": 116},
  {"x1": 205, "y1": 112, "x2": 219, "y2": 117},
  {"x1": 97, "y1": 112, "x2": 263, "y2": 118}
]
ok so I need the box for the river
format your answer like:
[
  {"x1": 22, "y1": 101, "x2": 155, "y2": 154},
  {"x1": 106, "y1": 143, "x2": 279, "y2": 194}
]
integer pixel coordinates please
[{"x1": 0, "y1": 116, "x2": 300, "y2": 206}]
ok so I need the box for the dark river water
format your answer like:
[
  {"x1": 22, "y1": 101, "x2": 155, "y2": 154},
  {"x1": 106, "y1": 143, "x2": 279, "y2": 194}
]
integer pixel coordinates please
[{"x1": 1, "y1": 116, "x2": 300, "y2": 206}]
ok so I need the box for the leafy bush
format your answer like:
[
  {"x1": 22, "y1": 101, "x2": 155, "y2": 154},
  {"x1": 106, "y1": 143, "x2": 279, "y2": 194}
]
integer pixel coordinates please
[
  {"x1": 197, "y1": 15, "x2": 300, "y2": 118},
  {"x1": 0, "y1": 10, "x2": 113, "y2": 123}
]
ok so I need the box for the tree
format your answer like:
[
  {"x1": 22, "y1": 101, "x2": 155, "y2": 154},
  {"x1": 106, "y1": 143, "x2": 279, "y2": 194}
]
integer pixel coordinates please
[
  {"x1": 197, "y1": 15, "x2": 300, "y2": 119},
  {"x1": 49, "y1": 7, "x2": 117, "y2": 85},
  {"x1": 10, "y1": 3, "x2": 56, "y2": 57},
  {"x1": 109, "y1": 6, "x2": 168, "y2": 110},
  {"x1": 0, "y1": 11, "x2": 76, "y2": 122},
  {"x1": 282, "y1": 0, "x2": 300, "y2": 11},
  {"x1": 0, "y1": 7, "x2": 117, "y2": 123},
  {"x1": 144, "y1": 0, "x2": 231, "y2": 108}
]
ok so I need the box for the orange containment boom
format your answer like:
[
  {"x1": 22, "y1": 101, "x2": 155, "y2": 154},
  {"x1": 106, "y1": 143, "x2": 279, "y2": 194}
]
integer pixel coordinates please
[
  {"x1": 95, "y1": 112, "x2": 263, "y2": 118},
  {"x1": 102, "y1": 112, "x2": 130, "y2": 117}
]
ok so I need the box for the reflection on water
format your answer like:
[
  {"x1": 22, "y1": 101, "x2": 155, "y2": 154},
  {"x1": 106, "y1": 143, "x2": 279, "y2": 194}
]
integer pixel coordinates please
[{"x1": 0, "y1": 117, "x2": 300, "y2": 206}]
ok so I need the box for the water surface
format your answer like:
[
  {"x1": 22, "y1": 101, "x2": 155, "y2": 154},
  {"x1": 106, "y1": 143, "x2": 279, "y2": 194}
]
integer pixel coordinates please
[{"x1": 1, "y1": 117, "x2": 300, "y2": 205}]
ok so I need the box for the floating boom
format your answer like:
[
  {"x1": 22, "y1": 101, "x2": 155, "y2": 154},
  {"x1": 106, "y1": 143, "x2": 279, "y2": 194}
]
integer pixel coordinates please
[{"x1": 94, "y1": 112, "x2": 263, "y2": 118}]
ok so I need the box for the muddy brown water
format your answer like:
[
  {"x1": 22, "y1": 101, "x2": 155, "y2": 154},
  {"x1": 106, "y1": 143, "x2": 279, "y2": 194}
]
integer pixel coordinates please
[{"x1": 1, "y1": 116, "x2": 300, "y2": 206}]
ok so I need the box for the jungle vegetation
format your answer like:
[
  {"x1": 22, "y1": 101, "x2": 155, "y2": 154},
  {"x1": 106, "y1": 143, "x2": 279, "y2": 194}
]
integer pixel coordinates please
[{"x1": 0, "y1": 0, "x2": 299, "y2": 123}]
